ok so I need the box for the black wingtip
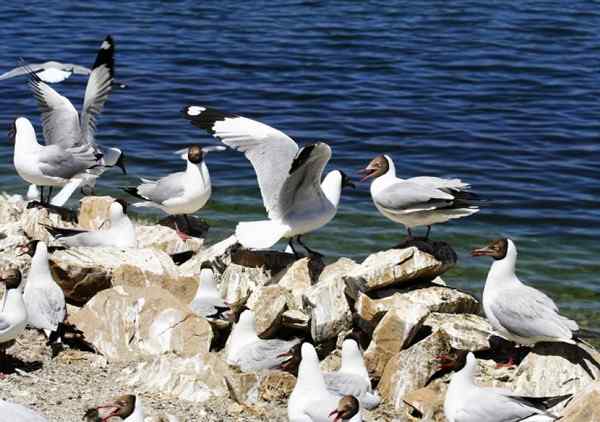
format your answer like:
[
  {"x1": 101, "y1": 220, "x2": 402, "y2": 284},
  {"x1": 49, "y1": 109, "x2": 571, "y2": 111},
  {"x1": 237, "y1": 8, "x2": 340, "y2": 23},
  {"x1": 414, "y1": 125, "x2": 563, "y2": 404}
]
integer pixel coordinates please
[
  {"x1": 289, "y1": 144, "x2": 315, "y2": 174},
  {"x1": 182, "y1": 105, "x2": 237, "y2": 133},
  {"x1": 91, "y1": 35, "x2": 115, "y2": 77},
  {"x1": 121, "y1": 186, "x2": 145, "y2": 201}
]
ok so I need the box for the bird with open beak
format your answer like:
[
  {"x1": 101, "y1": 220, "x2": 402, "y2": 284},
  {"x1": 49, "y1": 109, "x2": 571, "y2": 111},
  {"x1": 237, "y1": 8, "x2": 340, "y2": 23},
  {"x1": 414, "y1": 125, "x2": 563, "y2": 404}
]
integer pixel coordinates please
[
  {"x1": 84, "y1": 394, "x2": 142, "y2": 422},
  {"x1": 329, "y1": 396, "x2": 360, "y2": 422}
]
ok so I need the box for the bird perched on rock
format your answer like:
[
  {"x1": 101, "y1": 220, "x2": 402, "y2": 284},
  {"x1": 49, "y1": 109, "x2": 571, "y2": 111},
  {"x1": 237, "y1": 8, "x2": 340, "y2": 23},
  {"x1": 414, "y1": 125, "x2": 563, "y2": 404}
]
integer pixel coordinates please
[
  {"x1": 225, "y1": 309, "x2": 300, "y2": 372},
  {"x1": 0, "y1": 268, "x2": 27, "y2": 373},
  {"x1": 183, "y1": 105, "x2": 355, "y2": 257},
  {"x1": 0, "y1": 399, "x2": 48, "y2": 421},
  {"x1": 360, "y1": 154, "x2": 479, "y2": 239},
  {"x1": 189, "y1": 264, "x2": 230, "y2": 319},
  {"x1": 21, "y1": 241, "x2": 66, "y2": 344},
  {"x1": 123, "y1": 145, "x2": 224, "y2": 240},
  {"x1": 43, "y1": 199, "x2": 136, "y2": 248},
  {"x1": 472, "y1": 238, "x2": 597, "y2": 360},
  {"x1": 84, "y1": 394, "x2": 143, "y2": 422},
  {"x1": 444, "y1": 352, "x2": 570, "y2": 422},
  {"x1": 288, "y1": 343, "x2": 362, "y2": 422}
]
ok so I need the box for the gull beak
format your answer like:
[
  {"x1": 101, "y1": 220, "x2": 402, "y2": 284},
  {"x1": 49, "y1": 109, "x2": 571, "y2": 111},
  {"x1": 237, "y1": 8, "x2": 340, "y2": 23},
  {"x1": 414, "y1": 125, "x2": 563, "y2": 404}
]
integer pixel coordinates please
[
  {"x1": 471, "y1": 246, "x2": 495, "y2": 257},
  {"x1": 329, "y1": 409, "x2": 341, "y2": 422},
  {"x1": 92, "y1": 403, "x2": 120, "y2": 422},
  {"x1": 276, "y1": 350, "x2": 294, "y2": 359},
  {"x1": 358, "y1": 166, "x2": 376, "y2": 183}
]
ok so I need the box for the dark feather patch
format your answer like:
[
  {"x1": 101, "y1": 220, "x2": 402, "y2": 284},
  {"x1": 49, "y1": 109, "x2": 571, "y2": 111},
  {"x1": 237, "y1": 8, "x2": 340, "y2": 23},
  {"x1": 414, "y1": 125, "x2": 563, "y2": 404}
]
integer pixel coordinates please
[
  {"x1": 289, "y1": 144, "x2": 315, "y2": 175},
  {"x1": 122, "y1": 186, "x2": 147, "y2": 201},
  {"x1": 181, "y1": 106, "x2": 238, "y2": 134},
  {"x1": 41, "y1": 223, "x2": 88, "y2": 239},
  {"x1": 91, "y1": 35, "x2": 115, "y2": 78}
]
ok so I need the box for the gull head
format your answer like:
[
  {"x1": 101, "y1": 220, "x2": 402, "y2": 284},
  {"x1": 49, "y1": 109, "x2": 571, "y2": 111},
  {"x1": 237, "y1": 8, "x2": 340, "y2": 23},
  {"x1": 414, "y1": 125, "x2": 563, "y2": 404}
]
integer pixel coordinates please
[
  {"x1": 238, "y1": 309, "x2": 257, "y2": 331},
  {"x1": 10, "y1": 117, "x2": 36, "y2": 146},
  {"x1": 359, "y1": 155, "x2": 389, "y2": 182},
  {"x1": 329, "y1": 395, "x2": 360, "y2": 422},
  {"x1": 188, "y1": 145, "x2": 204, "y2": 164},
  {"x1": 341, "y1": 338, "x2": 361, "y2": 361},
  {"x1": 471, "y1": 238, "x2": 509, "y2": 260},
  {"x1": 86, "y1": 394, "x2": 136, "y2": 421},
  {"x1": 0, "y1": 268, "x2": 22, "y2": 290}
]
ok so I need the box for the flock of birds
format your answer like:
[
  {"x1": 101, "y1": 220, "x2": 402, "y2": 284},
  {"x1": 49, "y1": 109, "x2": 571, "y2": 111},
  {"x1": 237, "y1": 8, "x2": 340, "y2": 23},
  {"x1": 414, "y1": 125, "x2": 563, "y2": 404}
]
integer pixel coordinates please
[{"x1": 0, "y1": 35, "x2": 595, "y2": 421}]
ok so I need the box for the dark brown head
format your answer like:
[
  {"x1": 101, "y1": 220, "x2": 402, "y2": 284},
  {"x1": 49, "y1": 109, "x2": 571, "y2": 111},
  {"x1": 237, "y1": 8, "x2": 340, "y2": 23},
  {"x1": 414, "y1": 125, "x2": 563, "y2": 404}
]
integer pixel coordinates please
[
  {"x1": 17, "y1": 239, "x2": 39, "y2": 257},
  {"x1": 114, "y1": 198, "x2": 128, "y2": 215},
  {"x1": 471, "y1": 238, "x2": 509, "y2": 260},
  {"x1": 187, "y1": 145, "x2": 204, "y2": 164},
  {"x1": 359, "y1": 155, "x2": 389, "y2": 182},
  {"x1": 0, "y1": 268, "x2": 22, "y2": 290},
  {"x1": 88, "y1": 394, "x2": 136, "y2": 421},
  {"x1": 329, "y1": 395, "x2": 360, "y2": 421}
]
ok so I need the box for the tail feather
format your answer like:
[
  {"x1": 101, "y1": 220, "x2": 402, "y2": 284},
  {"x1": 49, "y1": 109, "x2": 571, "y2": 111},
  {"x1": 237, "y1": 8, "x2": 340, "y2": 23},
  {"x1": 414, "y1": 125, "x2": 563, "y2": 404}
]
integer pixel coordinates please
[
  {"x1": 235, "y1": 220, "x2": 288, "y2": 249},
  {"x1": 41, "y1": 223, "x2": 87, "y2": 239},
  {"x1": 121, "y1": 186, "x2": 146, "y2": 201}
]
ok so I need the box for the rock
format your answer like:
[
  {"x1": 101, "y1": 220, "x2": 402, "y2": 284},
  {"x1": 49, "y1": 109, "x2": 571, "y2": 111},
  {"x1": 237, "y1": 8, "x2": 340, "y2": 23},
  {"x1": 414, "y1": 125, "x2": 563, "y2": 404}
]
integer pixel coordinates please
[
  {"x1": 246, "y1": 285, "x2": 288, "y2": 337},
  {"x1": 0, "y1": 193, "x2": 26, "y2": 224},
  {"x1": 512, "y1": 342, "x2": 600, "y2": 397},
  {"x1": 21, "y1": 205, "x2": 75, "y2": 241},
  {"x1": 403, "y1": 380, "x2": 446, "y2": 422},
  {"x1": 421, "y1": 312, "x2": 493, "y2": 352},
  {"x1": 560, "y1": 381, "x2": 600, "y2": 422},
  {"x1": 278, "y1": 258, "x2": 318, "y2": 310},
  {"x1": 280, "y1": 309, "x2": 310, "y2": 331},
  {"x1": 78, "y1": 196, "x2": 114, "y2": 229},
  {"x1": 379, "y1": 330, "x2": 453, "y2": 412},
  {"x1": 70, "y1": 285, "x2": 213, "y2": 362},
  {"x1": 179, "y1": 235, "x2": 238, "y2": 276},
  {"x1": 225, "y1": 372, "x2": 260, "y2": 404},
  {"x1": 158, "y1": 214, "x2": 209, "y2": 239},
  {"x1": 230, "y1": 247, "x2": 297, "y2": 274},
  {"x1": 343, "y1": 247, "x2": 454, "y2": 296},
  {"x1": 259, "y1": 370, "x2": 297, "y2": 402},
  {"x1": 49, "y1": 247, "x2": 184, "y2": 305},
  {"x1": 219, "y1": 263, "x2": 272, "y2": 308},
  {"x1": 304, "y1": 269, "x2": 353, "y2": 342},
  {"x1": 364, "y1": 304, "x2": 430, "y2": 379},
  {"x1": 124, "y1": 352, "x2": 229, "y2": 402}
]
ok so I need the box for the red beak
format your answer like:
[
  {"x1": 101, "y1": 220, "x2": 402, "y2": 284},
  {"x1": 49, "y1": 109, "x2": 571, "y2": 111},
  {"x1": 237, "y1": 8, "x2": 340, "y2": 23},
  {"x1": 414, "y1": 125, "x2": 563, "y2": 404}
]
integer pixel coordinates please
[
  {"x1": 471, "y1": 246, "x2": 495, "y2": 257},
  {"x1": 358, "y1": 167, "x2": 375, "y2": 183},
  {"x1": 329, "y1": 409, "x2": 340, "y2": 421}
]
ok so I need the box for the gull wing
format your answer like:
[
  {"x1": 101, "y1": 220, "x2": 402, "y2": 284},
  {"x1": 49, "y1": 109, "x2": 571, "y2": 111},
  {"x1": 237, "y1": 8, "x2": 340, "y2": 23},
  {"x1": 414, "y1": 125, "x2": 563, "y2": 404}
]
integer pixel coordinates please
[
  {"x1": 135, "y1": 172, "x2": 186, "y2": 205},
  {"x1": 183, "y1": 105, "x2": 299, "y2": 219},
  {"x1": 238, "y1": 338, "x2": 300, "y2": 372},
  {"x1": 374, "y1": 181, "x2": 455, "y2": 214}
]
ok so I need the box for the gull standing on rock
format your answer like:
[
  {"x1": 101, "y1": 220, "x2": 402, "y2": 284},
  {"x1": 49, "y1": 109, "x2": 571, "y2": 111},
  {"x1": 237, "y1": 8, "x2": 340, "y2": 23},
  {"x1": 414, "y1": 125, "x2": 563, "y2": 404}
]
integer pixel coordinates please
[
  {"x1": 123, "y1": 145, "x2": 224, "y2": 240},
  {"x1": 444, "y1": 352, "x2": 570, "y2": 422},
  {"x1": 84, "y1": 394, "x2": 143, "y2": 422},
  {"x1": 289, "y1": 343, "x2": 362, "y2": 422},
  {"x1": 324, "y1": 339, "x2": 380, "y2": 410},
  {"x1": 472, "y1": 238, "x2": 592, "y2": 352},
  {"x1": 0, "y1": 269, "x2": 27, "y2": 371},
  {"x1": 183, "y1": 105, "x2": 355, "y2": 257},
  {"x1": 225, "y1": 310, "x2": 300, "y2": 372},
  {"x1": 0, "y1": 399, "x2": 48, "y2": 422},
  {"x1": 43, "y1": 199, "x2": 136, "y2": 248},
  {"x1": 12, "y1": 35, "x2": 125, "y2": 205},
  {"x1": 22, "y1": 241, "x2": 66, "y2": 342},
  {"x1": 189, "y1": 265, "x2": 230, "y2": 319},
  {"x1": 360, "y1": 155, "x2": 479, "y2": 239}
]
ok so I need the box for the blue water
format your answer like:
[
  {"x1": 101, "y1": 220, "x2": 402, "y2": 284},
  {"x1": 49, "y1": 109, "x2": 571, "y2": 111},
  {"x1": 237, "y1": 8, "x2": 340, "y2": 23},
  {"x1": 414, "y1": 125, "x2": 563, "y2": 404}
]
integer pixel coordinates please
[{"x1": 0, "y1": 1, "x2": 599, "y2": 320}]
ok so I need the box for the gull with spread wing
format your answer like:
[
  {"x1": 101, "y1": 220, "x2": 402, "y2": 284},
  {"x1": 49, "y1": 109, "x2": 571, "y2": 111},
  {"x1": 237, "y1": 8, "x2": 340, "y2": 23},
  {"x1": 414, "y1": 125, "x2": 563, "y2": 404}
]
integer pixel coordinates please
[{"x1": 183, "y1": 105, "x2": 355, "y2": 257}]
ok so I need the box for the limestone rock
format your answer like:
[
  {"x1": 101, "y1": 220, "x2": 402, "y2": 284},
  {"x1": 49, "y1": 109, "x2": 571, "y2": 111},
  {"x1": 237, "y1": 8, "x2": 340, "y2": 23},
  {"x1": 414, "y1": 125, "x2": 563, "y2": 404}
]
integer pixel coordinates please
[
  {"x1": 560, "y1": 381, "x2": 600, "y2": 422},
  {"x1": 364, "y1": 304, "x2": 430, "y2": 379},
  {"x1": 344, "y1": 247, "x2": 454, "y2": 295},
  {"x1": 278, "y1": 258, "x2": 318, "y2": 310},
  {"x1": 259, "y1": 370, "x2": 297, "y2": 402},
  {"x1": 135, "y1": 224, "x2": 204, "y2": 255},
  {"x1": 21, "y1": 205, "x2": 75, "y2": 241},
  {"x1": 281, "y1": 309, "x2": 310, "y2": 331},
  {"x1": 179, "y1": 235, "x2": 238, "y2": 276},
  {"x1": 225, "y1": 372, "x2": 260, "y2": 404},
  {"x1": 219, "y1": 263, "x2": 272, "y2": 308},
  {"x1": 246, "y1": 285, "x2": 288, "y2": 337},
  {"x1": 70, "y1": 285, "x2": 213, "y2": 361},
  {"x1": 403, "y1": 380, "x2": 447, "y2": 422},
  {"x1": 124, "y1": 352, "x2": 228, "y2": 402},
  {"x1": 230, "y1": 247, "x2": 297, "y2": 274},
  {"x1": 421, "y1": 312, "x2": 493, "y2": 352},
  {"x1": 379, "y1": 330, "x2": 453, "y2": 412},
  {"x1": 78, "y1": 196, "x2": 114, "y2": 229},
  {"x1": 50, "y1": 246, "x2": 183, "y2": 305}
]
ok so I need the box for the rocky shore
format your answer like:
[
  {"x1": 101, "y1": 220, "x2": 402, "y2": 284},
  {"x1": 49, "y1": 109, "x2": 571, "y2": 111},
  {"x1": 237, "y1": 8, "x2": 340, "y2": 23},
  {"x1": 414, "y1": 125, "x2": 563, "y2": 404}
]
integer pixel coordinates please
[{"x1": 0, "y1": 193, "x2": 598, "y2": 421}]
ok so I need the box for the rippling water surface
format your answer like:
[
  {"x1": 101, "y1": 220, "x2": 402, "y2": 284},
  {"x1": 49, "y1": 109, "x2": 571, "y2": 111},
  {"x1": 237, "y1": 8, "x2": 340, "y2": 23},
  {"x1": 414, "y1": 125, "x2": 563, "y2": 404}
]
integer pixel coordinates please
[{"x1": 0, "y1": 1, "x2": 599, "y2": 322}]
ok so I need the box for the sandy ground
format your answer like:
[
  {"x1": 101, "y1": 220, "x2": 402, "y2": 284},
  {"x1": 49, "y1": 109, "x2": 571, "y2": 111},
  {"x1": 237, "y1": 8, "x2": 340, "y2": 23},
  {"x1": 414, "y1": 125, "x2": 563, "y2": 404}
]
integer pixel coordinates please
[{"x1": 1, "y1": 329, "x2": 397, "y2": 421}]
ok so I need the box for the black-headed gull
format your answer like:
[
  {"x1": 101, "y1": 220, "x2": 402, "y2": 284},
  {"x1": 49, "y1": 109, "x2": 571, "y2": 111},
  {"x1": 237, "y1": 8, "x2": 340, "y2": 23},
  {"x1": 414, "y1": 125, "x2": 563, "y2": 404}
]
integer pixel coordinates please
[
  {"x1": 189, "y1": 265, "x2": 230, "y2": 319},
  {"x1": 84, "y1": 394, "x2": 143, "y2": 422},
  {"x1": 0, "y1": 399, "x2": 48, "y2": 421},
  {"x1": 0, "y1": 268, "x2": 27, "y2": 371},
  {"x1": 360, "y1": 155, "x2": 479, "y2": 239},
  {"x1": 43, "y1": 199, "x2": 136, "y2": 248},
  {"x1": 182, "y1": 105, "x2": 355, "y2": 257},
  {"x1": 472, "y1": 238, "x2": 586, "y2": 352},
  {"x1": 225, "y1": 310, "x2": 300, "y2": 372},
  {"x1": 123, "y1": 145, "x2": 224, "y2": 240},
  {"x1": 288, "y1": 343, "x2": 362, "y2": 422},
  {"x1": 324, "y1": 339, "x2": 380, "y2": 410},
  {"x1": 21, "y1": 241, "x2": 66, "y2": 341},
  {"x1": 444, "y1": 352, "x2": 570, "y2": 422},
  {"x1": 0, "y1": 61, "x2": 92, "y2": 83}
]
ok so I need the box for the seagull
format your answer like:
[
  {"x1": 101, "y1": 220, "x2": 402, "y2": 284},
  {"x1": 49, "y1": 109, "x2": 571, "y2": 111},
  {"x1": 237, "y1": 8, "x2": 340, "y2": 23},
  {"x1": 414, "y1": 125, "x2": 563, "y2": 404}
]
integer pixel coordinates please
[
  {"x1": 22, "y1": 241, "x2": 66, "y2": 342},
  {"x1": 360, "y1": 155, "x2": 479, "y2": 239},
  {"x1": 0, "y1": 268, "x2": 27, "y2": 372},
  {"x1": 0, "y1": 61, "x2": 92, "y2": 83},
  {"x1": 444, "y1": 352, "x2": 570, "y2": 422},
  {"x1": 123, "y1": 145, "x2": 224, "y2": 240},
  {"x1": 189, "y1": 265, "x2": 230, "y2": 319},
  {"x1": 43, "y1": 199, "x2": 136, "y2": 248},
  {"x1": 323, "y1": 339, "x2": 380, "y2": 410},
  {"x1": 84, "y1": 394, "x2": 143, "y2": 422},
  {"x1": 288, "y1": 343, "x2": 362, "y2": 422},
  {"x1": 182, "y1": 105, "x2": 355, "y2": 257},
  {"x1": 0, "y1": 399, "x2": 48, "y2": 422},
  {"x1": 225, "y1": 310, "x2": 300, "y2": 372},
  {"x1": 472, "y1": 238, "x2": 592, "y2": 354},
  {"x1": 12, "y1": 35, "x2": 125, "y2": 205}
]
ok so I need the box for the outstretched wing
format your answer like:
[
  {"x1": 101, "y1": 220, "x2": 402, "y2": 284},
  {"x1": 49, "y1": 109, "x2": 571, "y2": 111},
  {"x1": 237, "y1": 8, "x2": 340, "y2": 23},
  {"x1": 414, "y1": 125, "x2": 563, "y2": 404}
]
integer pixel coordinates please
[{"x1": 183, "y1": 105, "x2": 299, "y2": 219}]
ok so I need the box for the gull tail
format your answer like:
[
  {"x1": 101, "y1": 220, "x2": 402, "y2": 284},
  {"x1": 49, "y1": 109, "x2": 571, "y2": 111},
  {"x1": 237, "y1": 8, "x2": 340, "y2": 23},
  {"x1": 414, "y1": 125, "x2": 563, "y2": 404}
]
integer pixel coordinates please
[
  {"x1": 121, "y1": 186, "x2": 146, "y2": 201},
  {"x1": 235, "y1": 220, "x2": 287, "y2": 249}
]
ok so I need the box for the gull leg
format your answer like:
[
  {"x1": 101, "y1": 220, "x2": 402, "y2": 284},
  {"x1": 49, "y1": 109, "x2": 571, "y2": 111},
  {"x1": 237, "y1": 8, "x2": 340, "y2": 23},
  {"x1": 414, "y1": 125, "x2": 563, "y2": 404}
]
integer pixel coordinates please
[
  {"x1": 288, "y1": 238, "x2": 300, "y2": 258},
  {"x1": 48, "y1": 186, "x2": 54, "y2": 203},
  {"x1": 174, "y1": 217, "x2": 191, "y2": 241},
  {"x1": 40, "y1": 186, "x2": 46, "y2": 205},
  {"x1": 297, "y1": 236, "x2": 323, "y2": 258},
  {"x1": 425, "y1": 226, "x2": 431, "y2": 240},
  {"x1": 406, "y1": 227, "x2": 413, "y2": 239}
]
